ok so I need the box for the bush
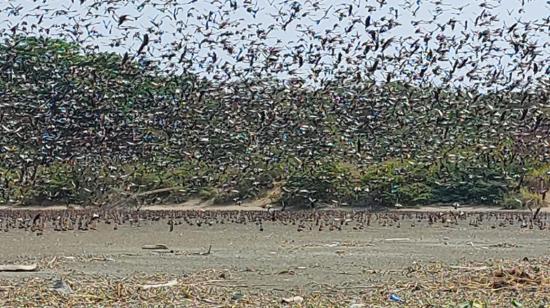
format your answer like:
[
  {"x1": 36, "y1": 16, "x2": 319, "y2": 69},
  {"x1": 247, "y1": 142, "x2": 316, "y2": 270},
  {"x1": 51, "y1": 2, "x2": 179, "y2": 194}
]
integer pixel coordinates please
[
  {"x1": 1, "y1": 36, "x2": 547, "y2": 208},
  {"x1": 280, "y1": 159, "x2": 360, "y2": 207},
  {"x1": 502, "y1": 188, "x2": 545, "y2": 209}
]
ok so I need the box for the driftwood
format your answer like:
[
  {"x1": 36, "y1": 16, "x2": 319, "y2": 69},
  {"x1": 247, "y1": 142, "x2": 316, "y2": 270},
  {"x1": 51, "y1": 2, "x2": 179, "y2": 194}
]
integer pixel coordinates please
[
  {"x1": 0, "y1": 264, "x2": 38, "y2": 272},
  {"x1": 142, "y1": 244, "x2": 169, "y2": 250},
  {"x1": 281, "y1": 296, "x2": 304, "y2": 304},
  {"x1": 141, "y1": 279, "x2": 178, "y2": 290},
  {"x1": 190, "y1": 245, "x2": 212, "y2": 256},
  {"x1": 384, "y1": 238, "x2": 411, "y2": 242},
  {"x1": 449, "y1": 266, "x2": 489, "y2": 271}
]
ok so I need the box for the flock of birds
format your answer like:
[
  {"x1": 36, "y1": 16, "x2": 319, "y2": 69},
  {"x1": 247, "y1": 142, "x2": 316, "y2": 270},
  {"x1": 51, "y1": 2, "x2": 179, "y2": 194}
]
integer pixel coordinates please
[
  {"x1": 0, "y1": 0, "x2": 548, "y2": 206},
  {"x1": 0, "y1": 208, "x2": 549, "y2": 235}
]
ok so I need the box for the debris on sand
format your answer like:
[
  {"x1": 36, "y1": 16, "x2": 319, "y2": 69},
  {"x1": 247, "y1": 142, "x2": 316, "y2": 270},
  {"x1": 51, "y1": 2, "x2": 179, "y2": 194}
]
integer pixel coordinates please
[
  {"x1": 142, "y1": 244, "x2": 169, "y2": 250},
  {"x1": 190, "y1": 245, "x2": 212, "y2": 256},
  {"x1": 489, "y1": 242, "x2": 520, "y2": 248},
  {"x1": 457, "y1": 300, "x2": 487, "y2": 308},
  {"x1": 151, "y1": 249, "x2": 175, "y2": 254},
  {"x1": 384, "y1": 238, "x2": 411, "y2": 242},
  {"x1": 449, "y1": 266, "x2": 489, "y2": 271},
  {"x1": 277, "y1": 269, "x2": 296, "y2": 275},
  {"x1": 141, "y1": 278, "x2": 178, "y2": 290},
  {"x1": 0, "y1": 258, "x2": 549, "y2": 307},
  {"x1": 0, "y1": 264, "x2": 38, "y2": 272},
  {"x1": 231, "y1": 291, "x2": 244, "y2": 301},
  {"x1": 52, "y1": 278, "x2": 73, "y2": 295},
  {"x1": 388, "y1": 293, "x2": 404, "y2": 303},
  {"x1": 281, "y1": 295, "x2": 304, "y2": 304}
]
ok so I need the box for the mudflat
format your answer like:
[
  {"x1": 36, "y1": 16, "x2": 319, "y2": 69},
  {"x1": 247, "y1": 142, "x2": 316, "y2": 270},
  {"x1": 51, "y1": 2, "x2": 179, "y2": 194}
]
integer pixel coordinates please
[{"x1": 0, "y1": 208, "x2": 549, "y2": 307}]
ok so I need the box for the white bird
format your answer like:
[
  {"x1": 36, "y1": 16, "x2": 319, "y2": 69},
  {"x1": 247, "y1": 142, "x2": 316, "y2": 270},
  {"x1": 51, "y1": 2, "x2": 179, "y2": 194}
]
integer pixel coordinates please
[{"x1": 394, "y1": 196, "x2": 403, "y2": 208}]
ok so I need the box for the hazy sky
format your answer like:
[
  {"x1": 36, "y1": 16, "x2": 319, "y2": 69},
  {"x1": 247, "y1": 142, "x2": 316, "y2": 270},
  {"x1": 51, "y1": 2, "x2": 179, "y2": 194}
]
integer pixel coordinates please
[
  {"x1": 0, "y1": 0, "x2": 548, "y2": 87},
  {"x1": 2, "y1": 0, "x2": 546, "y2": 46}
]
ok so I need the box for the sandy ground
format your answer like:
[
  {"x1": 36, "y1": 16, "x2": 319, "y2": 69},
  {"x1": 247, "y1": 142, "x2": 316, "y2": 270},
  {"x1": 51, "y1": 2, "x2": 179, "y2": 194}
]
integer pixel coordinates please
[
  {"x1": 0, "y1": 207, "x2": 549, "y2": 306},
  {"x1": 1, "y1": 212, "x2": 549, "y2": 290},
  {"x1": 1, "y1": 201, "x2": 550, "y2": 306},
  {"x1": 1, "y1": 194, "x2": 548, "y2": 212}
]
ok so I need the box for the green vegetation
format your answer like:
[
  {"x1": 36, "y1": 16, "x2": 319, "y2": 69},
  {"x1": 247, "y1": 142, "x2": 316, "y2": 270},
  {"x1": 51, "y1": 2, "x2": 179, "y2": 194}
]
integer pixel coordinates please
[{"x1": 0, "y1": 36, "x2": 548, "y2": 208}]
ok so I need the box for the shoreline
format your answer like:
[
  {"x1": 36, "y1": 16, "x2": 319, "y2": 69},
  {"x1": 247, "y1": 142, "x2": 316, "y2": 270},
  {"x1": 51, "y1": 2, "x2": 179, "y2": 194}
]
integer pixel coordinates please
[{"x1": 0, "y1": 200, "x2": 548, "y2": 213}]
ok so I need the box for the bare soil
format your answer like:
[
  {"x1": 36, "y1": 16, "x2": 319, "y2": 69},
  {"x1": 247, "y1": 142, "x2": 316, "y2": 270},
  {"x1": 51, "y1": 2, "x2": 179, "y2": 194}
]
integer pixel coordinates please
[
  {"x1": 1, "y1": 211, "x2": 549, "y2": 285},
  {"x1": 1, "y1": 206, "x2": 549, "y2": 306}
]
